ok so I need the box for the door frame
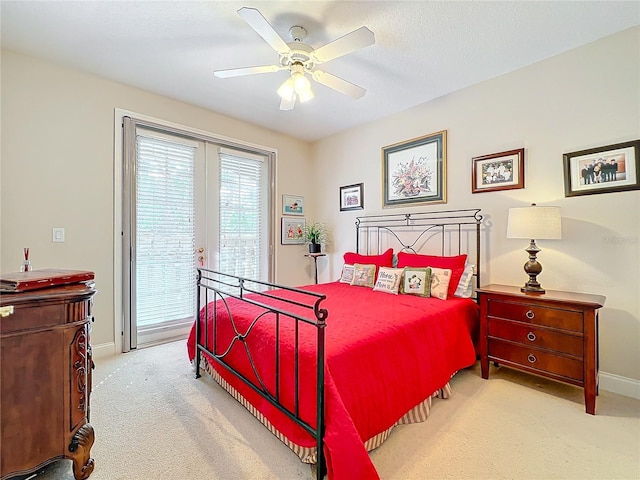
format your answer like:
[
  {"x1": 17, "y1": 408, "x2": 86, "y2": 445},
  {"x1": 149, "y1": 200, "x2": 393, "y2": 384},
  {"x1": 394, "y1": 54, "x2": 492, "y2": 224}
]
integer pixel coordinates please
[{"x1": 113, "y1": 108, "x2": 276, "y2": 354}]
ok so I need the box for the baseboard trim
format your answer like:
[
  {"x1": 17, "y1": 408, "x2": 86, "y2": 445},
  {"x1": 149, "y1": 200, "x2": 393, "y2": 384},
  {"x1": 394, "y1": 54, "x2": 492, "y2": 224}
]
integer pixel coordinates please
[
  {"x1": 600, "y1": 371, "x2": 640, "y2": 400},
  {"x1": 93, "y1": 342, "x2": 117, "y2": 359}
]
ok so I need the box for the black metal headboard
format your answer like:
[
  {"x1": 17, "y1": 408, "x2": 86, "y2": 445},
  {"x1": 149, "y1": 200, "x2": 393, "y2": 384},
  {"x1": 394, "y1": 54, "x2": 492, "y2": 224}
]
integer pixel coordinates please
[{"x1": 355, "y1": 208, "x2": 483, "y2": 289}]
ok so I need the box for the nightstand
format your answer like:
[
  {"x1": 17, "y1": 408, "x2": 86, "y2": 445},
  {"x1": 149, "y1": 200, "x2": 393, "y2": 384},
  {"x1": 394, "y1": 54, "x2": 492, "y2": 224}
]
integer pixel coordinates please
[{"x1": 477, "y1": 284, "x2": 605, "y2": 415}]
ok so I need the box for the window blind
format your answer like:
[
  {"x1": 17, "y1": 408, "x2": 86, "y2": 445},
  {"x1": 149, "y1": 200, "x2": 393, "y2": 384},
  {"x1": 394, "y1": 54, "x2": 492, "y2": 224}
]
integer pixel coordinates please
[
  {"x1": 218, "y1": 151, "x2": 267, "y2": 281},
  {"x1": 135, "y1": 134, "x2": 196, "y2": 328}
]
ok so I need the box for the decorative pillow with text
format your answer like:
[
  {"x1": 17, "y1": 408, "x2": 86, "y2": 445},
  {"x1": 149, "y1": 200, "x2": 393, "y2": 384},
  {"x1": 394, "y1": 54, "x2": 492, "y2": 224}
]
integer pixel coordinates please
[{"x1": 373, "y1": 267, "x2": 405, "y2": 295}]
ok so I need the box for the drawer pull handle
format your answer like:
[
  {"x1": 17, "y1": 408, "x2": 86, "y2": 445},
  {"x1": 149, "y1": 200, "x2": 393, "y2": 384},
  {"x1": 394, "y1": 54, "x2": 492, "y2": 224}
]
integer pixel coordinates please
[
  {"x1": 525, "y1": 309, "x2": 535, "y2": 319},
  {"x1": 0, "y1": 306, "x2": 14, "y2": 317},
  {"x1": 527, "y1": 332, "x2": 537, "y2": 342},
  {"x1": 527, "y1": 354, "x2": 537, "y2": 364}
]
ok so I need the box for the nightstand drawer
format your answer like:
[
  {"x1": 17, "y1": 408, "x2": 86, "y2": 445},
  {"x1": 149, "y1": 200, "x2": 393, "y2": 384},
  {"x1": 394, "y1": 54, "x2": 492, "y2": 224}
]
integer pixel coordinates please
[
  {"x1": 488, "y1": 318, "x2": 583, "y2": 357},
  {"x1": 487, "y1": 299, "x2": 583, "y2": 332},
  {"x1": 489, "y1": 339, "x2": 584, "y2": 382}
]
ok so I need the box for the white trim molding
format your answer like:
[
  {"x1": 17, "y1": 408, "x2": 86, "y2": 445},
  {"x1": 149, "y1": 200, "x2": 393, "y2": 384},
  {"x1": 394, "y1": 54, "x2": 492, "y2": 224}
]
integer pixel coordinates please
[{"x1": 599, "y1": 371, "x2": 640, "y2": 400}]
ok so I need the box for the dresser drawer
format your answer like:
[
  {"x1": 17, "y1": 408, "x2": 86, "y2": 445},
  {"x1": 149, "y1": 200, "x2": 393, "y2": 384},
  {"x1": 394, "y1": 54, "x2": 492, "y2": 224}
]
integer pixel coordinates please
[
  {"x1": 488, "y1": 318, "x2": 583, "y2": 357},
  {"x1": 0, "y1": 303, "x2": 65, "y2": 334},
  {"x1": 489, "y1": 339, "x2": 584, "y2": 382},
  {"x1": 487, "y1": 299, "x2": 583, "y2": 332}
]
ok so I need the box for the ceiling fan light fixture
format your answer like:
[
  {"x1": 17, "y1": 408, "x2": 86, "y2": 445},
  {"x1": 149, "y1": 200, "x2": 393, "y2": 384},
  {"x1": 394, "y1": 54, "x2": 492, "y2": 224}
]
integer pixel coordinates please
[
  {"x1": 277, "y1": 77, "x2": 296, "y2": 102},
  {"x1": 277, "y1": 68, "x2": 314, "y2": 104},
  {"x1": 293, "y1": 72, "x2": 314, "y2": 102},
  {"x1": 297, "y1": 85, "x2": 314, "y2": 103}
]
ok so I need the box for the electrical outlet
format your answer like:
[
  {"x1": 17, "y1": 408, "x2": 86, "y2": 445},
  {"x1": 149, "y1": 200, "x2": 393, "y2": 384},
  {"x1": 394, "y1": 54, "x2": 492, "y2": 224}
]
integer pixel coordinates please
[{"x1": 52, "y1": 227, "x2": 65, "y2": 243}]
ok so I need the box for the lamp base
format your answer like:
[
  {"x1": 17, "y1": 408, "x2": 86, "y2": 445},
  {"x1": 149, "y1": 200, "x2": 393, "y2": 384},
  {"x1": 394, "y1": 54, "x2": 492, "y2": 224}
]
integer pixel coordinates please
[
  {"x1": 521, "y1": 283, "x2": 545, "y2": 294},
  {"x1": 521, "y1": 239, "x2": 545, "y2": 294}
]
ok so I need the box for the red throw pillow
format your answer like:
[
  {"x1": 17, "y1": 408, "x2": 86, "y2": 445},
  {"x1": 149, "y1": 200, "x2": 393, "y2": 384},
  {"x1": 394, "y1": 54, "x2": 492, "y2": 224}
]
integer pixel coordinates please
[
  {"x1": 397, "y1": 252, "x2": 467, "y2": 298},
  {"x1": 343, "y1": 248, "x2": 393, "y2": 277}
]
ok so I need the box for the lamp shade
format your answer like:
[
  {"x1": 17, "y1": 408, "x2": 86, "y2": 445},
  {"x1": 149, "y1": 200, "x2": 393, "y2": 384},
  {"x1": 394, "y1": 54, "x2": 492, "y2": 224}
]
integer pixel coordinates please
[{"x1": 507, "y1": 205, "x2": 562, "y2": 240}]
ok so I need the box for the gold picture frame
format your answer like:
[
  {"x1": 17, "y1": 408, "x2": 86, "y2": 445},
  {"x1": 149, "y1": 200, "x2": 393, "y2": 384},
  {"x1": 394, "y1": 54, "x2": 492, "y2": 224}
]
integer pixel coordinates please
[{"x1": 382, "y1": 130, "x2": 446, "y2": 207}]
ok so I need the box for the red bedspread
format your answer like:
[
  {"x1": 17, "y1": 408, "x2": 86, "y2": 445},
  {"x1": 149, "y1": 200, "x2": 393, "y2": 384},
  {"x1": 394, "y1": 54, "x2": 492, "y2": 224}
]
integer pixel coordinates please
[{"x1": 187, "y1": 281, "x2": 479, "y2": 480}]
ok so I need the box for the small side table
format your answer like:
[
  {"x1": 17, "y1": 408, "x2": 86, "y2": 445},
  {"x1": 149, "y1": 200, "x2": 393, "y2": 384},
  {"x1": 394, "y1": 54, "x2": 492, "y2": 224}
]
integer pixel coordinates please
[{"x1": 304, "y1": 253, "x2": 326, "y2": 284}]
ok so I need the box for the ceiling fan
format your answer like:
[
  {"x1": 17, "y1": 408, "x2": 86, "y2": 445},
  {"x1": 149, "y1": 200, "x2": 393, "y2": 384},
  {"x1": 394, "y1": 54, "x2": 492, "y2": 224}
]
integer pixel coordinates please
[{"x1": 214, "y1": 7, "x2": 375, "y2": 110}]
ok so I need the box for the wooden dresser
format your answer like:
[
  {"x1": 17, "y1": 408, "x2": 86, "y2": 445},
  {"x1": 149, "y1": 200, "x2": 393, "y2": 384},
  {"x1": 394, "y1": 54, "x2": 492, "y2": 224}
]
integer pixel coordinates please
[
  {"x1": 1, "y1": 281, "x2": 97, "y2": 479},
  {"x1": 477, "y1": 284, "x2": 605, "y2": 415}
]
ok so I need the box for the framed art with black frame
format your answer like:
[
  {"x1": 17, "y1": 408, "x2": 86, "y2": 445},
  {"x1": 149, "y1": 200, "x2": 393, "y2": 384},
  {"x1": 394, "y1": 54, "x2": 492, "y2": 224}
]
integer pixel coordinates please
[
  {"x1": 472, "y1": 148, "x2": 525, "y2": 193},
  {"x1": 382, "y1": 130, "x2": 447, "y2": 208},
  {"x1": 563, "y1": 140, "x2": 640, "y2": 197},
  {"x1": 339, "y1": 183, "x2": 364, "y2": 211}
]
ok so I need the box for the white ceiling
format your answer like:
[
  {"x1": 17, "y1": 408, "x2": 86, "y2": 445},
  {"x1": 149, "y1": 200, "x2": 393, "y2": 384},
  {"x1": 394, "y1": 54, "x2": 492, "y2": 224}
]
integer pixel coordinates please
[{"x1": 2, "y1": 1, "x2": 639, "y2": 142}]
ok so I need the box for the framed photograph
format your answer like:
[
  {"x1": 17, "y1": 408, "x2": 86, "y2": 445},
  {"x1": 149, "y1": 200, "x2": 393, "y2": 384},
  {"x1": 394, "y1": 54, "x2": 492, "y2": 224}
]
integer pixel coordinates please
[
  {"x1": 339, "y1": 183, "x2": 364, "y2": 211},
  {"x1": 281, "y1": 217, "x2": 306, "y2": 245},
  {"x1": 472, "y1": 148, "x2": 525, "y2": 193},
  {"x1": 282, "y1": 194, "x2": 304, "y2": 215},
  {"x1": 382, "y1": 130, "x2": 446, "y2": 207},
  {"x1": 563, "y1": 140, "x2": 640, "y2": 197}
]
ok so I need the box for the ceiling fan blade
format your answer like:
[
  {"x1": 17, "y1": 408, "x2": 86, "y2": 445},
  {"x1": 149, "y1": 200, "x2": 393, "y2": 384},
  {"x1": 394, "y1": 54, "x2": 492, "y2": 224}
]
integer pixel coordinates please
[
  {"x1": 237, "y1": 7, "x2": 291, "y2": 55},
  {"x1": 279, "y1": 95, "x2": 296, "y2": 111},
  {"x1": 312, "y1": 27, "x2": 375, "y2": 63},
  {"x1": 214, "y1": 65, "x2": 282, "y2": 78},
  {"x1": 311, "y1": 70, "x2": 366, "y2": 99}
]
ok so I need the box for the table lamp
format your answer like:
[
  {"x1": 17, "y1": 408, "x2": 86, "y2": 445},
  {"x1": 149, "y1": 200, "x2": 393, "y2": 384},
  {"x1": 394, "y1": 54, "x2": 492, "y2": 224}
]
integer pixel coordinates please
[{"x1": 507, "y1": 204, "x2": 562, "y2": 293}]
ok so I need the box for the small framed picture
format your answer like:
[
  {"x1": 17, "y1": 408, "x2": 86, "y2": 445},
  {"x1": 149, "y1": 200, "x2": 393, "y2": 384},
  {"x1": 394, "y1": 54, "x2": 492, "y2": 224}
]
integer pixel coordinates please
[
  {"x1": 382, "y1": 130, "x2": 447, "y2": 207},
  {"x1": 472, "y1": 148, "x2": 525, "y2": 193},
  {"x1": 563, "y1": 140, "x2": 640, "y2": 197},
  {"x1": 281, "y1": 217, "x2": 305, "y2": 245},
  {"x1": 339, "y1": 183, "x2": 364, "y2": 211},
  {"x1": 282, "y1": 194, "x2": 304, "y2": 215}
]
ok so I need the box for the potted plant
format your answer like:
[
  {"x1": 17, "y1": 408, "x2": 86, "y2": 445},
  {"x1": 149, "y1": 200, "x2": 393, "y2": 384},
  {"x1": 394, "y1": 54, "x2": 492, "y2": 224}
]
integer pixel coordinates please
[{"x1": 305, "y1": 222, "x2": 327, "y2": 253}]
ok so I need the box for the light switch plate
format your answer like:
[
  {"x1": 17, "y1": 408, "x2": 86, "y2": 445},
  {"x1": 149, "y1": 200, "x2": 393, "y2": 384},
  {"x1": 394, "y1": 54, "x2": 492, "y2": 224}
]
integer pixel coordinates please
[{"x1": 52, "y1": 227, "x2": 65, "y2": 243}]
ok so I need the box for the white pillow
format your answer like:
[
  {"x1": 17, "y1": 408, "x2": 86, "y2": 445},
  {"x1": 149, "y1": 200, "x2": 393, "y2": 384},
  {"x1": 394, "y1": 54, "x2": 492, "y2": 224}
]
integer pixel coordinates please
[
  {"x1": 339, "y1": 264, "x2": 355, "y2": 284},
  {"x1": 430, "y1": 267, "x2": 452, "y2": 300},
  {"x1": 373, "y1": 267, "x2": 405, "y2": 295},
  {"x1": 454, "y1": 264, "x2": 475, "y2": 298}
]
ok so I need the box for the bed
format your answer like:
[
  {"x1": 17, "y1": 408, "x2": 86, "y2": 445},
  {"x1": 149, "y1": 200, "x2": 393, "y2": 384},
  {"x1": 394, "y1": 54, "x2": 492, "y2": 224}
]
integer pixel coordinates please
[{"x1": 187, "y1": 209, "x2": 483, "y2": 480}]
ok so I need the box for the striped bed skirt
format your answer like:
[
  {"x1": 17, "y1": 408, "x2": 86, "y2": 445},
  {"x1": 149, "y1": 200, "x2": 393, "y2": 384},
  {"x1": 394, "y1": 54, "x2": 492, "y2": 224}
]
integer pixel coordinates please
[{"x1": 197, "y1": 352, "x2": 453, "y2": 465}]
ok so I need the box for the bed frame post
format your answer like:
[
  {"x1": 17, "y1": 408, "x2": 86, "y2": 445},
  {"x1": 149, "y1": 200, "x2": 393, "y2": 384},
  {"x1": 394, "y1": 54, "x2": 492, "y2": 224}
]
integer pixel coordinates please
[
  {"x1": 195, "y1": 268, "x2": 202, "y2": 379},
  {"x1": 316, "y1": 315, "x2": 327, "y2": 480},
  {"x1": 475, "y1": 219, "x2": 481, "y2": 288}
]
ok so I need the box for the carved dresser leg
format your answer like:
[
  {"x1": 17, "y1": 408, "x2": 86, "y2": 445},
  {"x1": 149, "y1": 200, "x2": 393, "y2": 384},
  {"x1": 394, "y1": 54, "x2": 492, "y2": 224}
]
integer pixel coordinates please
[{"x1": 68, "y1": 423, "x2": 95, "y2": 479}]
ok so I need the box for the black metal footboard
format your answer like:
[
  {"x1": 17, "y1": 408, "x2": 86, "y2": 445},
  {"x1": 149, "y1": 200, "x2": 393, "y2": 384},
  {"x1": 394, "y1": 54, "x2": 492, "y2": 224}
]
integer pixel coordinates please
[{"x1": 194, "y1": 269, "x2": 328, "y2": 480}]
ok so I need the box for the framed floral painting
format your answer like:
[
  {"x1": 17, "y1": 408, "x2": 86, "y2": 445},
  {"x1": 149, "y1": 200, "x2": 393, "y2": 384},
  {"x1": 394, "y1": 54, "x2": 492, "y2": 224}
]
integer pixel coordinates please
[
  {"x1": 382, "y1": 130, "x2": 447, "y2": 207},
  {"x1": 281, "y1": 218, "x2": 305, "y2": 245}
]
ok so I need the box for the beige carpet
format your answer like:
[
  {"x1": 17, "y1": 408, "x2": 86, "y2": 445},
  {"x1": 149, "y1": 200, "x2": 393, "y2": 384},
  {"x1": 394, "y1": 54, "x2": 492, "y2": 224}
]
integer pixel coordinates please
[{"x1": 25, "y1": 340, "x2": 640, "y2": 480}]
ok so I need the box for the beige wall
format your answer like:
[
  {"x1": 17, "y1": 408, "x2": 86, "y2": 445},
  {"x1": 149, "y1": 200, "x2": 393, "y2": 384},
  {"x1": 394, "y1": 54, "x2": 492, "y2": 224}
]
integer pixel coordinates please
[
  {"x1": 1, "y1": 50, "x2": 314, "y2": 354},
  {"x1": 2, "y1": 27, "x2": 638, "y2": 395},
  {"x1": 311, "y1": 27, "x2": 640, "y2": 392}
]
